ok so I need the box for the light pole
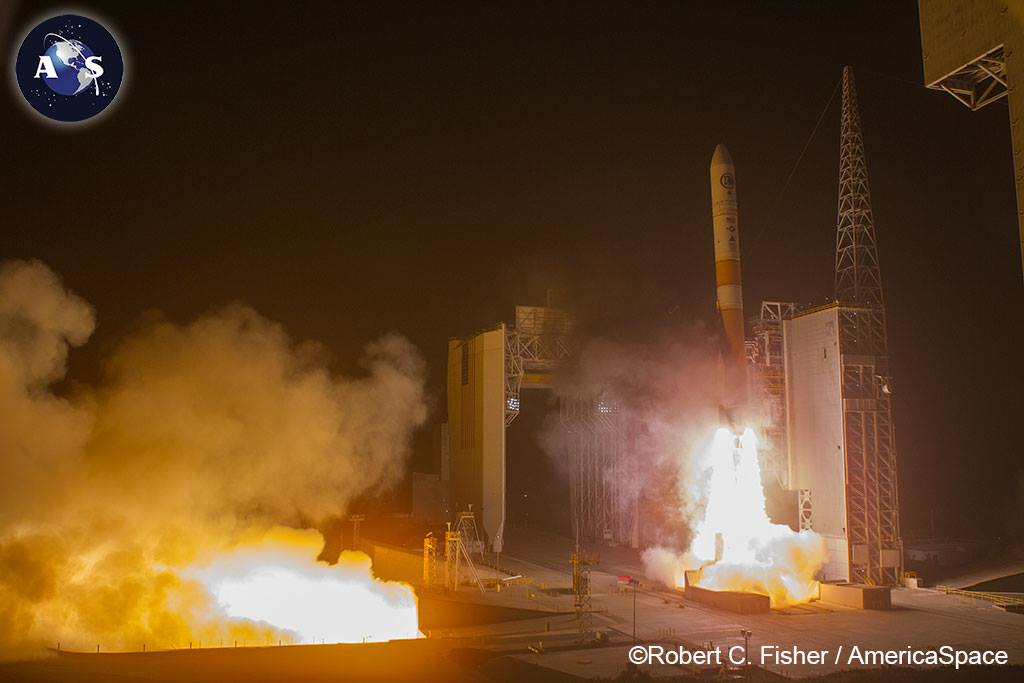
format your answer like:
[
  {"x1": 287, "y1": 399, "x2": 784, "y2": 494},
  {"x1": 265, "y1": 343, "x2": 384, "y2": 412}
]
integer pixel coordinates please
[
  {"x1": 740, "y1": 629, "x2": 752, "y2": 668},
  {"x1": 631, "y1": 578, "x2": 639, "y2": 642}
]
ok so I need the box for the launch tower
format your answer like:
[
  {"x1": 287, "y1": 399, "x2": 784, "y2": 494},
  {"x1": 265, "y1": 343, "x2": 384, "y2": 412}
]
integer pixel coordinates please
[
  {"x1": 754, "y1": 67, "x2": 903, "y2": 585},
  {"x1": 830, "y1": 67, "x2": 902, "y2": 585}
]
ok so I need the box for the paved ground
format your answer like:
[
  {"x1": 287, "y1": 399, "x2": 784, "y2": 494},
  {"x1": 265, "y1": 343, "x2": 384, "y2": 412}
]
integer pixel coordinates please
[
  {"x1": 12, "y1": 531, "x2": 1018, "y2": 681},
  {"x1": 470, "y1": 529, "x2": 1024, "y2": 679},
  {"x1": 939, "y1": 561, "x2": 1024, "y2": 590}
]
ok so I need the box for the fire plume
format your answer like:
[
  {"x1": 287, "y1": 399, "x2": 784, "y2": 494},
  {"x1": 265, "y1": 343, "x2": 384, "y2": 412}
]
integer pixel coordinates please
[
  {"x1": 192, "y1": 528, "x2": 420, "y2": 644},
  {"x1": 645, "y1": 427, "x2": 825, "y2": 608}
]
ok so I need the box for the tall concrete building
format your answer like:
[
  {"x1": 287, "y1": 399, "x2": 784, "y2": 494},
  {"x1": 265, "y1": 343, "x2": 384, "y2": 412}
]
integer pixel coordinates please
[
  {"x1": 781, "y1": 301, "x2": 901, "y2": 584},
  {"x1": 446, "y1": 325, "x2": 509, "y2": 552},
  {"x1": 445, "y1": 302, "x2": 636, "y2": 551}
]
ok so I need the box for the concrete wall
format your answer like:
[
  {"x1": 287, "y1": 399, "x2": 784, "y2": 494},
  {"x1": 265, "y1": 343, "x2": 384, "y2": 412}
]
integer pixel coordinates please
[
  {"x1": 367, "y1": 542, "x2": 423, "y2": 586},
  {"x1": 920, "y1": 0, "x2": 1012, "y2": 84},
  {"x1": 819, "y1": 582, "x2": 891, "y2": 610},
  {"x1": 685, "y1": 585, "x2": 771, "y2": 614},
  {"x1": 784, "y1": 306, "x2": 850, "y2": 581}
]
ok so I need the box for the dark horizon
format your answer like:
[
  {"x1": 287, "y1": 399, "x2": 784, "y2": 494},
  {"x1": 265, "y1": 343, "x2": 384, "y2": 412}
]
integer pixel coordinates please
[{"x1": 3, "y1": 1, "x2": 1022, "y2": 542}]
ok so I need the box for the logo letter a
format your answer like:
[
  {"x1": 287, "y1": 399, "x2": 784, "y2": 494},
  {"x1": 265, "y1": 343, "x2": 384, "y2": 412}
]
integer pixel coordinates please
[{"x1": 34, "y1": 56, "x2": 57, "y2": 79}]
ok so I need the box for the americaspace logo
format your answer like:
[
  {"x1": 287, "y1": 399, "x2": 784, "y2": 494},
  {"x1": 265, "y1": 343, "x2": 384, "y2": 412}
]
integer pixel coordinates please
[{"x1": 14, "y1": 13, "x2": 125, "y2": 123}]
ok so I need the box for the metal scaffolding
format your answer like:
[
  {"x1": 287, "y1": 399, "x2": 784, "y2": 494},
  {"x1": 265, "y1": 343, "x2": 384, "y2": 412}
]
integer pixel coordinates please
[
  {"x1": 798, "y1": 489, "x2": 813, "y2": 532},
  {"x1": 423, "y1": 533, "x2": 439, "y2": 586},
  {"x1": 504, "y1": 305, "x2": 573, "y2": 426},
  {"x1": 455, "y1": 508, "x2": 485, "y2": 557},
  {"x1": 926, "y1": 44, "x2": 1007, "y2": 112},
  {"x1": 836, "y1": 68, "x2": 885, "y2": 309},
  {"x1": 503, "y1": 303, "x2": 635, "y2": 547},
  {"x1": 559, "y1": 397, "x2": 634, "y2": 546},
  {"x1": 747, "y1": 301, "x2": 796, "y2": 489},
  {"x1": 570, "y1": 545, "x2": 596, "y2": 640},
  {"x1": 444, "y1": 522, "x2": 484, "y2": 593},
  {"x1": 834, "y1": 67, "x2": 902, "y2": 585}
]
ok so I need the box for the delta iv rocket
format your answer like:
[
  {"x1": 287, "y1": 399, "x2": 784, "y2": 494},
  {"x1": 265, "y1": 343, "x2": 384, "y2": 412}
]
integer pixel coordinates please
[{"x1": 710, "y1": 144, "x2": 746, "y2": 402}]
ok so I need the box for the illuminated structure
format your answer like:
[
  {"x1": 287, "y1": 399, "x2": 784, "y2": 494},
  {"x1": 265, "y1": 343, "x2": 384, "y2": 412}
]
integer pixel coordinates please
[
  {"x1": 570, "y1": 546, "x2": 596, "y2": 639},
  {"x1": 447, "y1": 68, "x2": 901, "y2": 583},
  {"x1": 447, "y1": 300, "x2": 638, "y2": 552},
  {"x1": 444, "y1": 523, "x2": 484, "y2": 593},
  {"x1": 746, "y1": 301, "x2": 795, "y2": 490},
  {"x1": 447, "y1": 325, "x2": 508, "y2": 551},
  {"x1": 918, "y1": 0, "x2": 1024, "y2": 273},
  {"x1": 750, "y1": 67, "x2": 902, "y2": 585},
  {"x1": 422, "y1": 534, "x2": 438, "y2": 586}
]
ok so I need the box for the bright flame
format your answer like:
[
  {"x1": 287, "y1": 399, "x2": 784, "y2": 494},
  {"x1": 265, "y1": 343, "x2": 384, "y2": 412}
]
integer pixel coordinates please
[
  {"x1": 691, "y1": 428, "x2": 768, "y2": 563},
  {"x1": 654, "y1": 427, "x2": 826, "y2": 608},
  {"x1": 191, "y1": 528, "x2": 420, "y2": 644}
]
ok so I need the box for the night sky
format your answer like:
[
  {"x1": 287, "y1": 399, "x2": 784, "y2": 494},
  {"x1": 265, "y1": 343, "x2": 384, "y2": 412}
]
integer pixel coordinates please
[{"x1": 3, "y1": 2, "x2": 1021, "y2": 540}]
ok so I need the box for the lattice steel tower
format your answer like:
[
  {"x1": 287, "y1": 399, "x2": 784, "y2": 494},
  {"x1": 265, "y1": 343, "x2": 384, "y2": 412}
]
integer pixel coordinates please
[
  {"x1": 833, "y1": 66, "x2": 902, "y2": 585},
  {"x1": 836, "y1": 67, "x2": 884, "y2": 307}
]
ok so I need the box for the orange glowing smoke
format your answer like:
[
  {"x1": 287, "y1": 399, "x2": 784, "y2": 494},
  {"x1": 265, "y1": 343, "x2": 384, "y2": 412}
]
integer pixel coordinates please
[
  {"x1": 644, "y1": 427, "x2": 825, "y2": 608},
  {"x1": 0, "y1": 260, "x2": 429, "y2": 659},
  {"x1": 190, "y1": 528, "x2": 420, "y2": 644}
]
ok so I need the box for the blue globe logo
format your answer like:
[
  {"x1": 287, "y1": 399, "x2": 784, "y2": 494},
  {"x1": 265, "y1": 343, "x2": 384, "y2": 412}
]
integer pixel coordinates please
[
  {"x1": 41, "y1": 36, "x2": 101, "y2": 96},
  {"x1": 14, "y1": 14, "x2": 125, "y2": 123}
]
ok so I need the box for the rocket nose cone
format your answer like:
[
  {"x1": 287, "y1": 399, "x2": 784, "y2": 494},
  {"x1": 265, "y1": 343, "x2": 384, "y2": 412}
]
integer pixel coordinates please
[{"x1": 712, "y1": 144, "x2": 733, "y2": 167}]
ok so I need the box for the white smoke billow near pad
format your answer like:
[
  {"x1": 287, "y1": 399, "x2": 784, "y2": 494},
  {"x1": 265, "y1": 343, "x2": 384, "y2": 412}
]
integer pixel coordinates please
[{"x1": 643, "y1": 427, "x2": 826, "y2": 607}]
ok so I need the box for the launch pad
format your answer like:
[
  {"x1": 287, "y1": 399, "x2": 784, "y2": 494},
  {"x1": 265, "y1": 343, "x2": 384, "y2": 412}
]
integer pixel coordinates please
[
  {"x1": 443, "y1": 67, "x2": 904, "y2": 596},
  {"x1": 7, "y1": 529, "x2": 1021, "y2": 682},
  {"x1": 3, "y1": 1, "x2": 1021, "y2": 680}
]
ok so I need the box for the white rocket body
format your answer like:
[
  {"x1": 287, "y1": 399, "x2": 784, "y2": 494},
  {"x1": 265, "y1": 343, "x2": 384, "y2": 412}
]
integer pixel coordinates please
[{"x1": 710, "y1": 144, "x2": 746, "y2": 399}]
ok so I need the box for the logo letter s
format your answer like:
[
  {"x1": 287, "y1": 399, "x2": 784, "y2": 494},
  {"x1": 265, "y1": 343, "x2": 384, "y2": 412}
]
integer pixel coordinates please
[{"x1": 84, "y1": 55, "x2": 104, "y2": 78}]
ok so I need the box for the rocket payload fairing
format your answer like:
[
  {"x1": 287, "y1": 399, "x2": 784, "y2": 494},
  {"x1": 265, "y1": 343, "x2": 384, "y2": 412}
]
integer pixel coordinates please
[{"x1": 710, "y1": 144, "x2": 746, "y2": 400}]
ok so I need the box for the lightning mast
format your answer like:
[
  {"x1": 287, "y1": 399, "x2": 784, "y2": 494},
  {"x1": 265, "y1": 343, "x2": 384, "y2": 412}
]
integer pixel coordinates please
[
  {"x1": 835, "y1": 67, "x2": 884, "y2": 308},
  {"x1": 833, "y1": 66, "x2": 902, "y2": 585}
]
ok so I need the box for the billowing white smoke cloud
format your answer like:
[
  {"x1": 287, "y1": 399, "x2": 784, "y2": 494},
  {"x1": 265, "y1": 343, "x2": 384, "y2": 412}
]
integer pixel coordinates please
[
  {"x1": 640, "y1": 545, "x2": 700, "y2": 588},
  {"x1": 86, "y1": 306, "x2": 427, "y2": 525},
  {"x1": 0, "y1": 260, "x2": 95, "y2": 522},
  {"x1": 0, "y1": 260, "x2": 428, "y2": 658}
]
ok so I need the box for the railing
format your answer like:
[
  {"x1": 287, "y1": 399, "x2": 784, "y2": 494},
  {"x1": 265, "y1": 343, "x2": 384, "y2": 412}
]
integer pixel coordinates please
[{"x1": 934, "y1": 585, "x2": 1024, "y2": 608}]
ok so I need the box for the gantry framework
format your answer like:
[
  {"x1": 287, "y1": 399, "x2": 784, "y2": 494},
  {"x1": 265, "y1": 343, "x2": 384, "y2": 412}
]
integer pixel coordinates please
[
  {"x1": 559, "y1": 396, "x2": 635, "y2": 546},
  {"x1": 926, "y1": 44, "x2": 1007, "y2": 111},
  {"x1": 570, "y1": 546, "x2": 597, "y2": 640},
  {"x1": 834, "y1": 67, "x2": 902, "y2": 585},
  {"x1": 504, "y1": 304, "x2": 636, "y2": 546},
  {"x1": 504, "y1": 305, "x2": 573, "y2": 425},
  {"x1": 918, "y1": 0, "x2": 1024, "y2": 277},
  {"x1": 747, "y1": 301, "x2": 796, "y2": 490},
  {"x1": 836, "y1": 68, "x2": 884, "y2": 309}
]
